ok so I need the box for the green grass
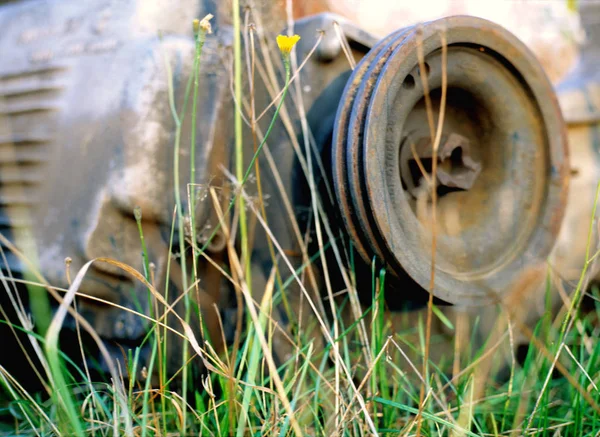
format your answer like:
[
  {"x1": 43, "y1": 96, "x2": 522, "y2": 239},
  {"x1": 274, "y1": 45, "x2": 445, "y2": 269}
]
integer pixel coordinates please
[
  {"x1": 2, "y1": 248, "x2": 600, "y2": 436},
  {"x1": 1, "y1": 6, "x2": 600, "y2": 437}
]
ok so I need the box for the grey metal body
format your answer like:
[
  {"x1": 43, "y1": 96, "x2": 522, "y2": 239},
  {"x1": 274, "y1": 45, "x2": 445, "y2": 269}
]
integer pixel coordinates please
[{"x1": 0, "y1": 0, "x2": 583, "y2": 380}]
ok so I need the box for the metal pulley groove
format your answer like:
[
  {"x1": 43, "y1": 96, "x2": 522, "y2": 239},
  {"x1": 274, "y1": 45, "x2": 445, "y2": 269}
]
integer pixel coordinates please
[{"x1": 332, "y1": 16, "x2": 569, "y2": 305}]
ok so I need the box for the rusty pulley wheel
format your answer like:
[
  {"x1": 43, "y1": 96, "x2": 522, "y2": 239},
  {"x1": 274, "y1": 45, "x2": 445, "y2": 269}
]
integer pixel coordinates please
[{"x1": 332, "y1": 16, "x2": 569, "y2": 305}]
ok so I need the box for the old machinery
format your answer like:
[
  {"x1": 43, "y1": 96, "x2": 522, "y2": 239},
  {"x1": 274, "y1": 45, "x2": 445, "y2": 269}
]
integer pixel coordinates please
[
  {"x1": 331, "y1": 17, "x2": 568, "y2": 306},
  {"x1": 0, "y1": 0, "x2": 572, "y2": 380}
]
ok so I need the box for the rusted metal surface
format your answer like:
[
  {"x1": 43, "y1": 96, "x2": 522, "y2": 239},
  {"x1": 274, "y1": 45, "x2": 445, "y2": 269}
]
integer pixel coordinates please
[
  {"x1": 0, "y1": 0, "x2": 575, "y2": 380},
  {"x1": 0, "y1": 1, "x2": 380, "y2": 378},
  {"x1": 332, "y1": 16, "x2": 569, "y2": 305},
  {"x1": 399, "y1": 133, "x2": 482, "y2": 196}
]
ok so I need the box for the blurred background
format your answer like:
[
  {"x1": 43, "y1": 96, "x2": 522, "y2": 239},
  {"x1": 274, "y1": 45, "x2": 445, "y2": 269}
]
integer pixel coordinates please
[{"x1": 293, "y1": 0, "x2": 582, "y2": 83}]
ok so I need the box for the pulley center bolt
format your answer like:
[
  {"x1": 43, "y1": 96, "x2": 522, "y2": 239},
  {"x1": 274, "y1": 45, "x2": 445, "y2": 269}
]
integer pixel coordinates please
[{"x1": 399, "y1": 133, "x2": 482, "y2": 198}]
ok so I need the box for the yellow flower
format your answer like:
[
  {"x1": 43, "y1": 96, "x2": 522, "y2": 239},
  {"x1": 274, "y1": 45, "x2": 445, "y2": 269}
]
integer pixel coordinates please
[{"x1": 276, "y1": 34, "x2": 301, "y2": 55}]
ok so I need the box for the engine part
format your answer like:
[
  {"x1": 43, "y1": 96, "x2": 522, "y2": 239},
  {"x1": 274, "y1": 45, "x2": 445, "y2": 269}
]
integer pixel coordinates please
[
  {"x1": 0, "y1": 0, "x2": 572, "y2": 381},
  {"x1": 331, "y1": 16, "x2": 568, "y2": 305},
  {"x1": 0, "y1": 0, "x2": 230, "y2": 377}
]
